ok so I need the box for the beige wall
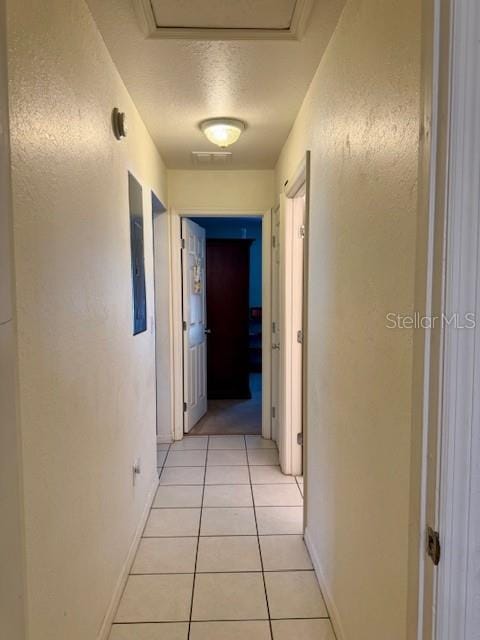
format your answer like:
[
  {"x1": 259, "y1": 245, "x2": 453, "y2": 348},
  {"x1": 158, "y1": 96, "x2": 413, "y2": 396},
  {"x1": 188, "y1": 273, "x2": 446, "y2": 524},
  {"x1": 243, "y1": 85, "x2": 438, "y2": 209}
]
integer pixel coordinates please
[
  {"x1": 275, "y1": 1, "x2": 421, "y2": 638},
  {"x1": 0, "y1": 0, "x2": 26, "y2": 637},
  {"x1": 168, "y1": 169, "x2": 274, "y2": 212},
  {"x1": 7, "y1": 0, "x2": 168, "y2": 638}
]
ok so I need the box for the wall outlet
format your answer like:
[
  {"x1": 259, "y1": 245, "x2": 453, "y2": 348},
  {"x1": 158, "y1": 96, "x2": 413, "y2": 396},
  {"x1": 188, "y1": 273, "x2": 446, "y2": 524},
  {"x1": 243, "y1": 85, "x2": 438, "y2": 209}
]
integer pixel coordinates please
[{"x1": 132, "y1": 458, "x2": 141, "y2": 485}]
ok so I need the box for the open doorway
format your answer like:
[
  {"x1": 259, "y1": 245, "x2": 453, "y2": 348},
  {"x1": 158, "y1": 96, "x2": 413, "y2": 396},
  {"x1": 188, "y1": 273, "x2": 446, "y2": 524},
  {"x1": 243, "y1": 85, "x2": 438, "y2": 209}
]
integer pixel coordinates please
[
  {"x1": 170, "y1": 209, "x2": 272, "y2": 443},
  {"x1": 182, "y1": 216, "x2": 263, "y2": 436}
]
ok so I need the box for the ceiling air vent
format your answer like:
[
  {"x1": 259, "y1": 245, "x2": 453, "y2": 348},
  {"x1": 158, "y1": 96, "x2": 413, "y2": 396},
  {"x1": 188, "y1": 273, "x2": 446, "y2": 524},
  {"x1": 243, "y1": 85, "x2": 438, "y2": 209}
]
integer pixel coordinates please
[
  {"x1": 133, "y1": 0, "x2": 314, "y2": 41},
  {"x1": 191, "y1": 151, "x2": 233, "y2": 166}
]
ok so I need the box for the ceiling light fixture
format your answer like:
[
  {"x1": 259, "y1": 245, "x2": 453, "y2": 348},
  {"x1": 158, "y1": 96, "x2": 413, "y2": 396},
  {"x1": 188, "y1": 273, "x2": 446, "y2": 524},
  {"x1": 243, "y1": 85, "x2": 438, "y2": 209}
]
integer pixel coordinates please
[{"x1": 200, "y1": 118, "x2": 246, "y2": 148}]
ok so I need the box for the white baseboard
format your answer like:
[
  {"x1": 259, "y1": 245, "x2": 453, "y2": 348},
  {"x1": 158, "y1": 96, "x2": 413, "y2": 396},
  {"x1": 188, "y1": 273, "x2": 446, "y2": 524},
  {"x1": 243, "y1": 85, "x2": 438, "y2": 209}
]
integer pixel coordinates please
[
  {"x1": 97, "y1": 473, "x2": 159, "y2": 640},
  {"x1": 304, "y1": 526, "x2": 347, "y2": 640}
]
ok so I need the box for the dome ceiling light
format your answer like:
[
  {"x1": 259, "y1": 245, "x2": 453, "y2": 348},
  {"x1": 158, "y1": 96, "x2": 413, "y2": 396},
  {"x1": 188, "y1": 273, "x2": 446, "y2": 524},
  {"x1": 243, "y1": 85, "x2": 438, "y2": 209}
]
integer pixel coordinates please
[{"x1": 200, "y1": 118, "x2": 246, "y2": 148}]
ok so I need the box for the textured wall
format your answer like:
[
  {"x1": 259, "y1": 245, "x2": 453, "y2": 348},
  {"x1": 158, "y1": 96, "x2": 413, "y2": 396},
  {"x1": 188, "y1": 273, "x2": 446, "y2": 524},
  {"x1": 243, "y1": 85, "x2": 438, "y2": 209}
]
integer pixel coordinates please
[
  {"x1": 275, "y1": 1, "x2": 421, "y2": 638},
  {"x1": 168, "y1": 169, "x2": 274, "y2": 212},
  {"x1": 7, "y1": 0, "x2": 168, "y2": 638},
  {"x1": 0, "y1": 0, "x2": 25, "y2": 637}
]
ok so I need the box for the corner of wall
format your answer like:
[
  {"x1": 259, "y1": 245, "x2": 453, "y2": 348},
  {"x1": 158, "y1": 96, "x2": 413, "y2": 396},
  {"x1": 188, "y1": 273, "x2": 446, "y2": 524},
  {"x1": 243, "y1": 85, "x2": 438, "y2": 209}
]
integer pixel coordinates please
[{"x1": 304, "y1": 527, "x2": 346, "y2": 640}]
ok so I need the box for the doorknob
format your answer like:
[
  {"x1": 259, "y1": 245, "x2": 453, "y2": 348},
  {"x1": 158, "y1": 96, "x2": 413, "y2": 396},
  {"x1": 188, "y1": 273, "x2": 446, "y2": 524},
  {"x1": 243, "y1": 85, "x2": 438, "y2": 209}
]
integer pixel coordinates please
[{"x1": 205, "y1": 328, "x2": 212, "y2": 335}]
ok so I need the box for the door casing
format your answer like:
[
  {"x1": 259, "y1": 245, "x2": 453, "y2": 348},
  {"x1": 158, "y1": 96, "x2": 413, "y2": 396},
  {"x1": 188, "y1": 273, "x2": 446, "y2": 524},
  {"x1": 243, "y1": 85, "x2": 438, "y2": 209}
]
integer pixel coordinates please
[
  {"x1": 169, "y1": 208, "x2": 272, "y2": 441},
  {"x1": 271, "y1": 204, "x2": 281, "y2": 443},
  {"x1": 278, "y1": 183, "x2": 306, "y2": 477},
  {"x1": 413, "y1": 0, "x2": 480, "y2": 637}
]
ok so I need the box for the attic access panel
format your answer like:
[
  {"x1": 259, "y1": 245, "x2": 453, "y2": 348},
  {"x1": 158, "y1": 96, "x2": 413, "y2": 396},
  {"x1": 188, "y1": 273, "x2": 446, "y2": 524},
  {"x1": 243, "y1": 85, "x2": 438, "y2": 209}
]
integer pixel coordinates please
[{"x1": 133, "y1": 0, "x2": 314, "y2": 40}]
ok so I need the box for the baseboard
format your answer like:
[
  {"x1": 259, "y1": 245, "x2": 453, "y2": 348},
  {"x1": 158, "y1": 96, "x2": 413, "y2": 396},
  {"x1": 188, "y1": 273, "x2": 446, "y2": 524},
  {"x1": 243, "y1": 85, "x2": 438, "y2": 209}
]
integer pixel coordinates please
[
  {"x1": 97, "y1": 473, "x2": 159, "y2": 640},
  {"x1": 304, "y1": 526, "x2": 347, "y2": 640},
  {"x1": 157, "y1": 434, "x2": 173, "y2": 444}
]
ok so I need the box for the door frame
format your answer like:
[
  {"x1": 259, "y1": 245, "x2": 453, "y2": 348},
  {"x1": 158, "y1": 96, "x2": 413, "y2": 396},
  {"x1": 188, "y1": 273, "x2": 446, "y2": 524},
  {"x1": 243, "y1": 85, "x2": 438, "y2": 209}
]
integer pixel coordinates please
[
  {"x1": 270, "y1": 203, "x2": 281, "y2": 443},
  {"x1": 169, "y1": 208, "x2": 272, "y2": 441},
  {"x1": 151, "y1": 191, "x2": 168, "y2": 441},
  {"x1": 415, "y1": 0, "x2": 480, "y2": 637},
  {"x1": 277, "y1": 154, "x2": 310, "y2": 477}
]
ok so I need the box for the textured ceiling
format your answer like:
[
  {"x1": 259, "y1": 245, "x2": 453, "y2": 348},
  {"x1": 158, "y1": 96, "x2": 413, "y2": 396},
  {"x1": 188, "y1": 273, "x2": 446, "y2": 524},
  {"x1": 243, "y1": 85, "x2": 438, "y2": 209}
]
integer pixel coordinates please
[{"x1": 86, "y1": 0, "x2": 345, "y2": 169}]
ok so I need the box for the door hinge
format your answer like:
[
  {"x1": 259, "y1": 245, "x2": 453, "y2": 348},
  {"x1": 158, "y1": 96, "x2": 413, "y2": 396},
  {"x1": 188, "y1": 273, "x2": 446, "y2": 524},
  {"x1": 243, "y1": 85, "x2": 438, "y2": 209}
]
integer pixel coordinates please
[
  {"x1": 183, "y1": 320, "x2": 187, "y2": 331},
  {"x1": 271, "y1": 406, "x2": 276, "y2": 419},
  {"x1": 181, "y1": 238, "x2": 186, "y2": 249},
  {"x1": 272, "y1": 321, "x2": 276, "y2": 334},
  {"x1": 426, "y1": 526, "x2": 441, "y2": 566},
  {"x1": 297, "y1": 432, "x2": 303, "y2": 446},
  {"x1": 297, "y1": 330, "x2": 304, "y2": 344},
  {"x1": 272, "y1": 235, "x2": 276, "y2": 248},
  {"x1": 183, "y1": 401, "x2": 187, "y2": 412},
  {"x1": 299, "y1": 225, "x2": 306, "y2": 239}
]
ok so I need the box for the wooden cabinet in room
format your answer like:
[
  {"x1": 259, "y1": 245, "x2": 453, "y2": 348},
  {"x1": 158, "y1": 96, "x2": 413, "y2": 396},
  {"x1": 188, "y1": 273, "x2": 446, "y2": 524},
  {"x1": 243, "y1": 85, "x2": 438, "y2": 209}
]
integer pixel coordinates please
[{"x1": 205, "y1": 239, "x2": 252, "y2": 399}]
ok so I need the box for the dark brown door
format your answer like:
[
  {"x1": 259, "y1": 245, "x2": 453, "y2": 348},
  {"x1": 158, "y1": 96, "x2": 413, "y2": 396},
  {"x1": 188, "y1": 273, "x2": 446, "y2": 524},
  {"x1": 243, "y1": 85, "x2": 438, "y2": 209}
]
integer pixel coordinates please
[{"x1": 206, "y1": 239, "x2": 252, "y2": 399}]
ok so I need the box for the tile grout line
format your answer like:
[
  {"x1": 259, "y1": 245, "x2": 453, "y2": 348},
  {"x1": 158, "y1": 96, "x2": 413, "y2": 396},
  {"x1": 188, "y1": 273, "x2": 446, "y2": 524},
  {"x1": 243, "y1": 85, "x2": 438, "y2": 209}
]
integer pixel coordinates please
[
  {"x1": 246, "y1": 435, "x2": 275, "y2": 640},
  {"x1": 113, "y1": 438, "x2": 323, "y2": 636},
  {"x1": 187, "y1": 436, "x2": 208, "y2": 639},
  {"x1": 151, "y1": 505, "x2": 302, "y2": 509},
  {"x1": 142, "y1": 441, "x2": 171, "y2": 540},
  {"x1": 113, "y1": 616, "x2": 329, "y2": 625},
  {"x1": 130, "y1": 568, "x2": 315, "y2": 576}
]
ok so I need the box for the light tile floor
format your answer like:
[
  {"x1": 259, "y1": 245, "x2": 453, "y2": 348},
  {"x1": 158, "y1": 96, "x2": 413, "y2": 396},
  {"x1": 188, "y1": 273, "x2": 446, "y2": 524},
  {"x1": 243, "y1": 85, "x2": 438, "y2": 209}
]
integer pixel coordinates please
[{"x1": 109, "y1": 435, "x2": 335, "y2": 640}]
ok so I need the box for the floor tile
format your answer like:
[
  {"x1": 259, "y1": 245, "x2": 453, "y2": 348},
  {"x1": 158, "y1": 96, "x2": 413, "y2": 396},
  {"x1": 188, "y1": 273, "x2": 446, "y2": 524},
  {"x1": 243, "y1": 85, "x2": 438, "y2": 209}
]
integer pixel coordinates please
[
  {"x1": 265, "y1": 571, "x2": 328, "y2": 619},
  {"x1": 249, "y1": 466, "x2": 295, "y2": 484},
  {"x1": 207, "y1": 449, "x2": 247, "y2": 466},
  {"x1": 114, "y1": 574, "x2": 193, "y2": 622},
  {"x1": 208, "y1": 435, "x2": 246, "y2": 450},
  {"x1": 246, "y1": 435, "x2": 277, "y2": 449},
  {"x1": 190, "y1": 621, "x2": 271, "y2": 640},
  {"x1": 296, "y1": 476, "x2": 304, "y2": 484},
  {"x1": 157, "y1": 450, "x2": 167, "y2": 467},
  {"x1": 255, "y1": 507, "x2": 303, "y2": 535},
  {"x1": 192, "y1": 573, "x2": 268, "y2": 621},
  {"x1": 248, "y1": 449, "x2": 279, "y2": 466},
  {"x1": 157, "y1": 443, "x2": 171, "y2": 451},
  {"x1": 196, "y1": 536, "x2": 261, "y2": 572},
  {"x1": 170, "y1": 437, "x2": 208, "y2": 450},
  {"x1": 203, "y1": 485, "x2": 253, "y2": 507},
  {"x1": 109, "y1": 622, "x2": 188, "y2": 640},
  {"x1": 253, "y1": 484, "x2": 303, "y2": 507},
  {"x1": 131, "y1": 537, "x2": 197, "y2": 574},
  {"x1": 205, "y1": 466, "x2": 250, "y2": 485},
  {"x1": 144, "y1": 508, "x2": 200, "y2": 537},
  {"x1": 153, "y1": 485, "x2": 203, "y2": 509},
  {"x1": 159, "y1": 467, "x2": 205, "y2": 485},
  {"x1": 271, "y1": 619, "x2": 335, "y2": 640},
  {"x1": 165, "y1": 450, "x2": 207, "y2": 467},
  {"x1": 259, "y1": 535, "x2": 313, "y2": 571},
  {"x1": 201, "y1": 507, "x2": 257, "y2": 536}
]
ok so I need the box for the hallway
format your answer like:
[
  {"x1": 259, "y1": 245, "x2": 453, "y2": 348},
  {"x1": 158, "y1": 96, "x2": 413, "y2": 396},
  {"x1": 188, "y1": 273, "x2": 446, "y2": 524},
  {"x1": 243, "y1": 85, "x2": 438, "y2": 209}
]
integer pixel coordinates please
[
  {"x1": 110, "y1": 435, "x2": 328, "y2": 639},
  {"x1": 1, "y1": 0, "x2": 447, "y2": 638},
  {"x1": 189, "y1": 374, "x2": 262, "y2": 436}
]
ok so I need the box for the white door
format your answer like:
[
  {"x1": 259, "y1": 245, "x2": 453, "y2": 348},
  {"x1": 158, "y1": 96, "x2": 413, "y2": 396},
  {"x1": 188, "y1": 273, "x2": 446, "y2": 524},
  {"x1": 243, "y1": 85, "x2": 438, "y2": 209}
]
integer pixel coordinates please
[
  {"x1": 182, "y1": 219, "x2": 207, "y2": 432},
  {"x1": 271, "y1": 205, "x2": 281, "y2": 443}
]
